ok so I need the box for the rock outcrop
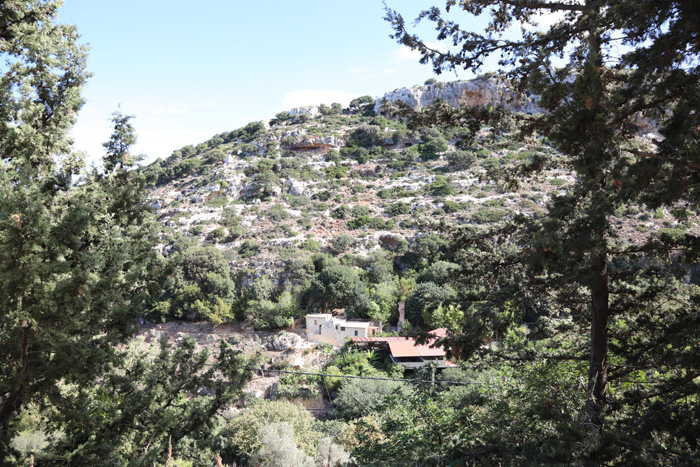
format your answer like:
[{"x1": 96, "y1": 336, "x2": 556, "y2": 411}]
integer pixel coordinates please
[
  {"x1": 374, "y1": 77, "x2": 541, "y2": 115},
  {"x1": 266, "y1": 331, "x2": 305, "y2": 351},
  {"x1": 289, "y1": 135, "x2": 341, "y2": 154},
  {"x1": 290, "y1": 106, "x2": 320, "y2": 118}
]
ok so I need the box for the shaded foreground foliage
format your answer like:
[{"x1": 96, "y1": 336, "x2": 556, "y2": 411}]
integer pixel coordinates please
[
  {"x1": 0, "y1": 2, "x2": 258, "y2": 464},
  {"x1": 383, "y1": 0, "x2": 700, "y2": 463}
]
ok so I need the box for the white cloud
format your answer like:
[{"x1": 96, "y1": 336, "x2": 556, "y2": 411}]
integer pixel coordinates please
[
  {"x1": 394, "y1": 46, "x2": 423, "y2": 61},
  {"x1": 280, "y1": 89, "x2": 360, "y2": 110}
]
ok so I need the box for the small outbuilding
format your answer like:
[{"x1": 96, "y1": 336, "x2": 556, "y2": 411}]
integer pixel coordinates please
[{"x1": 305, "y1": 313, "x2": 381, "y2": 346}]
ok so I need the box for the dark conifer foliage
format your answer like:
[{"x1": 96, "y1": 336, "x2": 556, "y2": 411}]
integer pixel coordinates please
[
  {"x1": 0, "y1": 2, "x2": 256, "y2": 463},
  {"x1": 0, "y1": 0, "x2": 160, "y2": 450},
  {"x1": 386, "y1": 0, "x2": 700, "y2": 462}
]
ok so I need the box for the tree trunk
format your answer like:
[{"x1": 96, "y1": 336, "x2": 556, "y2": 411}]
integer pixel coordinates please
[
  {"x1": 583, "y1": 0, "x2": 609, "y2": 436},
  {"x1": 585, "y1": 251, "x2": 609, "y2": 434},
  {"x1": 0, "y1": 326, "x2": 29, "y2": 427}
]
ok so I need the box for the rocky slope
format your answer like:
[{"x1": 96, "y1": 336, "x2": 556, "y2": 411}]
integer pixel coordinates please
[{"x1": 142, "y1": 77, "x2": 689, "y2": 284}]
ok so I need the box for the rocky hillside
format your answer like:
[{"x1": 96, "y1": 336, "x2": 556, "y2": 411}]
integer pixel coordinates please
[{"x1": 141, "y1": 77, "x2": 682, "y2": 284}]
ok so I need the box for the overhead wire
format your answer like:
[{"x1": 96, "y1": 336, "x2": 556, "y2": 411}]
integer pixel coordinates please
[{"x1": 256, "y1": 368, "x2": 482, "y2": 386}]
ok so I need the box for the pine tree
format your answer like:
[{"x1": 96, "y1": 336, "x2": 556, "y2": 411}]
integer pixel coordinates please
[
  {"x1": 386, "y1": 0, "x2": 700, "y2": 461},
  {"x1": 0, "y1": 0, "x2": 158, "y2": 453}
]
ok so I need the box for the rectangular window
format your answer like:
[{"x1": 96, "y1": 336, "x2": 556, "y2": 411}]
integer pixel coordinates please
[
  {"x1": 313, "y1": 320, "x2": 317, "y2": 325},
  {"x1": 341, "y1": 327, "x2": 345, "y2": 331},
  {"x1": 354, "y1": 330, "x2": 358, "y2": 336},
  {"x1": 335, "y1": 325, "x2": 338, "y2": 330}
]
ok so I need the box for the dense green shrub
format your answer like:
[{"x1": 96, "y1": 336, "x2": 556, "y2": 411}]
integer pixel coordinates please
[
  {"x1": 220, "y1": 400, "x2": 321, "y2": 465},
  {"x1": 300, "y1": 239, "x2": 321, "y2": 251},
  {"x1": 335, "y1": 379, "x2": 412, "y2": 420},
  {"x1": 296, "y1": 217, "x2": 312, "y2": 230},
  {"x1": 481, "y1": 156, "x2": 500, "y2": 170},
  {"x1": 472, "y1": 207, "x2": 509, "y2": 223},
  {"x1": 442, "y1": 200, "x2": 462, "y2": 213},
  {"x1": 417, "y1": 261, "x2": 461, "y2": 285},
  {"x1": 247, "y1": 291, "x2": 297, "y2": 330},
  {"x1": 239, "y1": 239, "x2": 261, "y2": 258},
  {"x1": 284, "y1": 195, "x2": 311, "y2": 208},
  {"x1": 313, "y1": 190, "x2": 332, "y2": 201},
  {"x1": 417, "y1": 137, "x2": 449, "y2": 160},
  {"x1": 305, "y1": 264, "x2": 373, "y2": 318},
  {"x1": 205, "y1": 148, "x2": 226, "y2": 164},
  {"x1": 225, "y1": 226, "x2": 245, "y2": 242},
  {"x1": 347, "y1": 124, "x2": 384, "y2": 148},
  {"x1": 332, "y1": 205, "x2": 351, "y2": 219},
  {"x1": 331, "y1": 234, "x2": 355, "y2": 253},
  {"x1": 352, "y1": 205, "x2": 371, "y2": 218},
  {"x1": 348, "y1": 216, "x2": 387, "y2": 230},
  {"x1": 446, "y1": 150, "x2": 477, "y2": 171},
  {"x1": 207, "y1": 227, "x2": 226, "y2": 242},
  {"x1": 386, "y1": 202, "x2": 410, "y2": 217},
  {"x1": 148, "y1": 245, "x2": 236, "y2": 324},
  {"x1": 221, "y1": 208, "x2": 241, "y2": 227},
  {"x1": 427, "y1": 176, "x2": 457, "y2": 196},
  {"x1": 658, "y1": 227, "x2": 687, "y2": 243},
  {"x1": 266, "y1": 204, "x2": 290, "y2": 222},
  {"x1": 325, "y1": 164, "x2": 349, "y2": 179},
  {"x1": 405, "y1": 281, "x2": 456, "y2": 328}
]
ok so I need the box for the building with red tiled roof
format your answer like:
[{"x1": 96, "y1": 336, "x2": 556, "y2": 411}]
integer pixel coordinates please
[{"x1": 351, "y1": 329, "x2": 458, "y2": 369}]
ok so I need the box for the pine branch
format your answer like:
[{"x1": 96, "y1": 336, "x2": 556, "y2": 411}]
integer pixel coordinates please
[
  {"x1": 496, "y1": 0, "x2": 586, "y2": 12},
  {"x1": 625, "y1": 148, "x2": 700, "y2": 171}
]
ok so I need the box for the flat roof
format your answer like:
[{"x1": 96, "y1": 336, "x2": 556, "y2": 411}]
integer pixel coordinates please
[{"x1": 339, "y1": 321, "x2": 370, "y2": 328}]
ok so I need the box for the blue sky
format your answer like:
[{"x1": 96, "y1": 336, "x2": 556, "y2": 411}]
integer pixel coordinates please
[{"x1": 58, "y1": 1, "x2": 479, "y2": 165}]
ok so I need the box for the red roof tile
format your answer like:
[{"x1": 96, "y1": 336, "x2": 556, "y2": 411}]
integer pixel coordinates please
[
  {"x1": 416, "y1": 344, "x2": 446, "y2": 357},
  {"x1": 389, "y1": 340, "x2": 422, "y2": 357},
  {"x1": 352, "y1": 336, "x2": 449, "y2": 360}
]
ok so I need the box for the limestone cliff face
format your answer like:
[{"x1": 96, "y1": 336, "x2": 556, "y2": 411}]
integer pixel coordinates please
[
  {"x1": 279, "y1": 128, "x2": 343, "y2": 154},
  {"x1": 374, "y1": 77, "x2": 541, "y2": 115}
]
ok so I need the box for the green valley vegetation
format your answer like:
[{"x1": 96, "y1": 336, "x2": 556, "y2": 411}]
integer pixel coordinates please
[{"x1": 2, "y1": 0, "x2": 700, "y2": 465}]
